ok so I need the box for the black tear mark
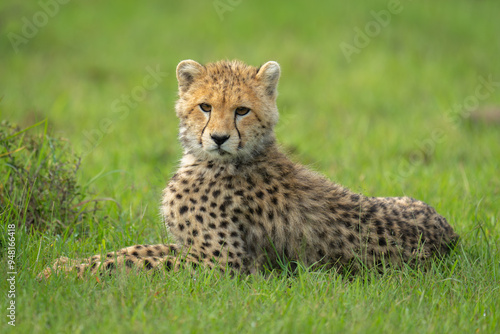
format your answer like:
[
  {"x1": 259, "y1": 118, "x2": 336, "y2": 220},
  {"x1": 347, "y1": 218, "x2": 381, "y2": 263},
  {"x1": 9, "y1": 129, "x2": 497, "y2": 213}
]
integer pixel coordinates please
[
  {"x1": 234, "y1": 113, "x2": 242, "y2": 148},
  {"x1": 200, "y1": 110, "x2": 211, "y2": 145}
]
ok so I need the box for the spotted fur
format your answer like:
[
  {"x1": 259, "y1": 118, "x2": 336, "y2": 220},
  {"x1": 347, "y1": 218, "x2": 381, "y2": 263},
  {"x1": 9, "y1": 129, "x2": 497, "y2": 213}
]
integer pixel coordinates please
[{"x1": 38, "y1": 60, "x2": 458, "y2": 279}]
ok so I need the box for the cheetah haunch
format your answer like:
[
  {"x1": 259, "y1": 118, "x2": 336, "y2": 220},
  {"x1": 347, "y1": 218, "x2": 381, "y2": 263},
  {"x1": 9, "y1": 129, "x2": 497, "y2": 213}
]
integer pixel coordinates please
[{"x1": 39, "y1": 60, "x2": 458, "y2": 279}]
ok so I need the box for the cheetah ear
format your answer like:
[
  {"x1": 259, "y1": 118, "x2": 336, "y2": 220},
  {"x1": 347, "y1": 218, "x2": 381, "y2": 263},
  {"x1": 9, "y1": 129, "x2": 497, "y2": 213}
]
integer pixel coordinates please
[
  {"x1": 176, "y1": 60, "x2": 204, "y2": 93},
  {"x1": 256, "y1": 61, "x2": 281, "y2": 98}
]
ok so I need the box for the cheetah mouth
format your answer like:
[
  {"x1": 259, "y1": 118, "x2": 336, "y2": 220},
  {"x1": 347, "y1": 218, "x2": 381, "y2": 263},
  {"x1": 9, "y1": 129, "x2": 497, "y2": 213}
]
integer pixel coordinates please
[
  {"x1": 217, "y1": 148, "x2": 229, "y2": 156},
  {"x1": 207, "y1": 147, "x2": 230, "y2": 156}
]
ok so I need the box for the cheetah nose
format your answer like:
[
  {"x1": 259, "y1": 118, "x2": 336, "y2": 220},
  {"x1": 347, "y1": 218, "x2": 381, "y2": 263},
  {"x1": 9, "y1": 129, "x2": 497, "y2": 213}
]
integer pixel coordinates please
[{"x1": 211, "y1": 134, "x2": 230, "y2": 146}]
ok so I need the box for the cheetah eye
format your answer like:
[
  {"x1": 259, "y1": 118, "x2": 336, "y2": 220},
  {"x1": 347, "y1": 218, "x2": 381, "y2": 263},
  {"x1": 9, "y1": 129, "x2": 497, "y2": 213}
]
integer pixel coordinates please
[
  {"x1": 235, "y1": 107, "x2": 251, "y2": 116},
  {"x1": 199, "y1": 103, "x2": 212, "y2": 113}
]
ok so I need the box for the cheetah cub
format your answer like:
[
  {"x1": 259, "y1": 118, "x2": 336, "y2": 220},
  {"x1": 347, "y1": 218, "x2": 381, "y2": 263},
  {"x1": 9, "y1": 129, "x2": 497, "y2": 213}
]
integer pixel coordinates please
[{"x1": 39, "y1": 60, "x2": 458, "y2": 279}]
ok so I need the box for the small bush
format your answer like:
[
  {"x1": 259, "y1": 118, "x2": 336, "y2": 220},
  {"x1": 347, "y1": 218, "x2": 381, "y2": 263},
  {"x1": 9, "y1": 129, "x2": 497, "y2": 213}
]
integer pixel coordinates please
[{"x1": 0, "y1": 120, "x2": 99, "y2": 233}]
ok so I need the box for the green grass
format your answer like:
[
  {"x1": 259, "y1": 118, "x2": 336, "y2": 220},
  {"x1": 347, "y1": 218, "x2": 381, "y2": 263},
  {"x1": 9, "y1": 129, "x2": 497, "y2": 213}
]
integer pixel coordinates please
[{"x1": 1, "y1": 0, "x2": 500, "y2": 332}]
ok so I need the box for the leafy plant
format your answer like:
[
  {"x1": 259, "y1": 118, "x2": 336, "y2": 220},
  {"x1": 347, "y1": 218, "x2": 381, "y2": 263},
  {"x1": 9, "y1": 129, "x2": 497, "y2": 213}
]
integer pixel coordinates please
[{"x1": 0, "y1": 120, "x2": 99, "y2": 234}]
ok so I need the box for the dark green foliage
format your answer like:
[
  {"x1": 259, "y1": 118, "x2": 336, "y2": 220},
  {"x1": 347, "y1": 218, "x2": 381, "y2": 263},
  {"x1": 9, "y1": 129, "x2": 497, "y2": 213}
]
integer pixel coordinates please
[{"x1": 0, "y1": 120, "x2": 98, "y2": 233}]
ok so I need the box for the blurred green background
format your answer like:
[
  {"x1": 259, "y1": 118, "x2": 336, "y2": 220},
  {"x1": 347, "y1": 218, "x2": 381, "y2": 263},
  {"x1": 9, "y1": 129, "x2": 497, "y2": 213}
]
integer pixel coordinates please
[
  {"x1": 1, "y1": 1, "x2": 500, "y2": 333},
  {"x1": 1, "y1": 0, "x2": 499, "y2": 238}
]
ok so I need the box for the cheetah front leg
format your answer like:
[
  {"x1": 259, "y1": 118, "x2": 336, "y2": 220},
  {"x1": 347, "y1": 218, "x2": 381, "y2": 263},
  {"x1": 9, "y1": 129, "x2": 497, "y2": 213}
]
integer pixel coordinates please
[
  {"x1": 91, "y1": 239, "x2": 248, "y2": 277},
  {"x1": 37, "y1": 243, "x2": 180, "y2": 280},
  {"x1": 76, "y1": 252, "x2": 201, "y2": 278}
]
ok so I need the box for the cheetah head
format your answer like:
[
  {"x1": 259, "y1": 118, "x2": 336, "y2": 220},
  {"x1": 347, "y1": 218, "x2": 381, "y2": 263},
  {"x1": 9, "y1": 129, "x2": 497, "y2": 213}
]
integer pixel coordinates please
[{"x1": 175, "y1": 60, "x2": 280, "y2": 164}]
